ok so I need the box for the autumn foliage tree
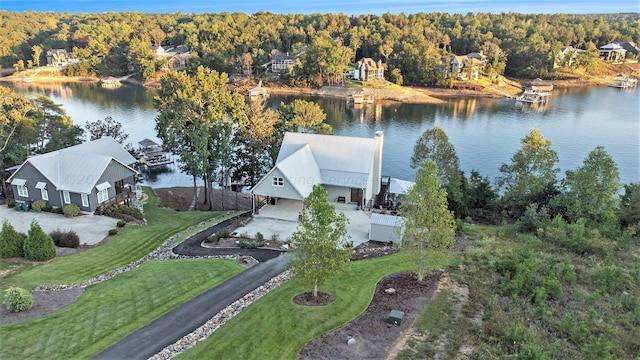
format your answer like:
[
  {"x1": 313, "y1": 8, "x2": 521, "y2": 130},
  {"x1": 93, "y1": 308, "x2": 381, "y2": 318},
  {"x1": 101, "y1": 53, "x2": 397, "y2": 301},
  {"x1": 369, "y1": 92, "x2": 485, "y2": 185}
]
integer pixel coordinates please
[{"x1": 290, "y1": 184, "x2": 351, "y2": 297}]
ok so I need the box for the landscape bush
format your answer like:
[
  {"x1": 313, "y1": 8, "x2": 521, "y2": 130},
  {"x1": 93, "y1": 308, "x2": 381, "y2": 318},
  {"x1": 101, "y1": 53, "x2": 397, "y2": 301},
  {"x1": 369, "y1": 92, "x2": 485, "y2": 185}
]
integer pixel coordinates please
[
  {"x1": 108, "y1": 228, "x2": 118, "y2": 236},
  {"x1": 63, "y1": 204, "x2": 80, "y2": 217},
  {"x1": 238, "y1": 238, "x2": 262, "y2": 249},
  {"x1": 3, "y1": 287, "x2": 33, "y2": 312},
  {"x1": 7, "y1": 200, "x2": 15, "y2": 208},
  {"x1": 206, "y1": 228, "x2": 230, "y2": 244},
  {"x1": 116, "y1": 220, "x2": 126, "y2": 228},
  {"x1": 23, "y1": 219, "x2": 57, "y2": 261},
  {"x1": 0, "y1": 220, "x2": 24, "y2": 258},
  {"x1": 103, "y1": 204, "x2": 144, "y2": 221},
  {"x1": 254, "y1": 232, "x2": 264, "y2": 243},
  {"x1": 52, "y1": 207, "x2": 63, "y2": 214},
  {"x1": 49, "y1": 229, "x2": 80, "y2": 248},
  {"x1": 31, "y1": 200, "x2": 47, "y2": 212}
]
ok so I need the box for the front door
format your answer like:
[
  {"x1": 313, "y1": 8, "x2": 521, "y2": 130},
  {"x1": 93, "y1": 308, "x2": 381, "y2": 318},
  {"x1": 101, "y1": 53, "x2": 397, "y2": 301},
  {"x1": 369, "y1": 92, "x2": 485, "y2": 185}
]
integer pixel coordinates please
[{"x1": 350, "y1": 188, "x2": 362, "y2": 206}]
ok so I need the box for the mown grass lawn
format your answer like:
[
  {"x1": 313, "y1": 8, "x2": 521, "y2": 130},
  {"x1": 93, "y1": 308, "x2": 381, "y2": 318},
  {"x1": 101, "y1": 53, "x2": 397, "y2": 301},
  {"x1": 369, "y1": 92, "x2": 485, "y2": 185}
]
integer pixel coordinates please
[
  {"x1": 0, "y1": 259, "x2": 244, "y2": 359},
  {"x1": 0, "y1": 188, "x2": 238, "y2": 292},
  {"x1": 0, "y1": 187, "x2": 247, "y2": 359},
  {"x1": 178, "y1": 250, "x2": 459, "y2": 360}
]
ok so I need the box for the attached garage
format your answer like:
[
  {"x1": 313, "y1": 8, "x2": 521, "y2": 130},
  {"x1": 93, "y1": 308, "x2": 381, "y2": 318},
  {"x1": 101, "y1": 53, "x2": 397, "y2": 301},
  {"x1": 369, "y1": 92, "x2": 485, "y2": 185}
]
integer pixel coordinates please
[{"x1": 369, "y1": 213, "x2": 404, "y2": 244}]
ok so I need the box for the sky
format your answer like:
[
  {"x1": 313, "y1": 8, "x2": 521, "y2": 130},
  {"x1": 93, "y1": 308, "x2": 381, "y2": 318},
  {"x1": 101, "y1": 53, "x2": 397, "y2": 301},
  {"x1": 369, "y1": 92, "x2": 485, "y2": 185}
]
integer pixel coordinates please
[{"x1": 2, "y1": 0, "x2": 639, "y2": 15}]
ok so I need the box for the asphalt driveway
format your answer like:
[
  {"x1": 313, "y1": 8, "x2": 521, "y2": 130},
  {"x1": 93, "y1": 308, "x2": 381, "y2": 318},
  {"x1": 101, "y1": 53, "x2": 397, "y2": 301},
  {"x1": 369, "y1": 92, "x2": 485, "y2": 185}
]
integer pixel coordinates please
[
  {"x1": 0, "y1": 205, "x2": 118, "y2": 245},
  {"x1": 93, "y1": 253, "x2": 289, "y2": 360}
]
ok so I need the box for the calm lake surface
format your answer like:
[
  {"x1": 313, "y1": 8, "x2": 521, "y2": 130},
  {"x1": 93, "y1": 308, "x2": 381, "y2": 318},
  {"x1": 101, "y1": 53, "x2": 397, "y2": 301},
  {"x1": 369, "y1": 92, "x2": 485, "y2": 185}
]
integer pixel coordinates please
[{"x1": 7, "y1": 82, "x2": 639, "y2": 188}]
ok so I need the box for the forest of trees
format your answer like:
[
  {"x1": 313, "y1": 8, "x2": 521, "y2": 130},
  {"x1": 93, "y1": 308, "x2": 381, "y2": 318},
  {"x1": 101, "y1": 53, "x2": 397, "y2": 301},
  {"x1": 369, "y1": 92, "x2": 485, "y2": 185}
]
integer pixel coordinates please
[{"x1": 1, "y1": 11, "x2": 639, "y2": 84}]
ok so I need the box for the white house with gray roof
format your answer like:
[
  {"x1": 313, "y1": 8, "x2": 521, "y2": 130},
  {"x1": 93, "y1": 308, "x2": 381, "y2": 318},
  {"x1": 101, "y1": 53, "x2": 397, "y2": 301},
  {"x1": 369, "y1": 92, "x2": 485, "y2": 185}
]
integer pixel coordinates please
[
  {"x1": 7, "y1": 137, "x2": 138, "y2": 213},
  {"x1": 251, "y1": 131, "x2": 384, "y2": 212}
]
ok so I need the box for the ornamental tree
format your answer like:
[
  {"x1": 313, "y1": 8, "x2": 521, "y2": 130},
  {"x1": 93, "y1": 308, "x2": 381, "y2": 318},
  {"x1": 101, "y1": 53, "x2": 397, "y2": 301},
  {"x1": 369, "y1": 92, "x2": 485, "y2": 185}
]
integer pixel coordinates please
[
  {"x1": 401, "y1": 160, "x2": 455, "y2": 281},
  {"x1": 290, "y1": 184, "x2": 351, "y2": 297}
]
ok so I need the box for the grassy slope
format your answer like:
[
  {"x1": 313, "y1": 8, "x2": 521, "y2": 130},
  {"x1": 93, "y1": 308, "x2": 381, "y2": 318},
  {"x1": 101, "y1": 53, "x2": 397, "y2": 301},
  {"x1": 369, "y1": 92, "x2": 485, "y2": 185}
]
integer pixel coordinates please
[
  {"x1": 400, "y1": 224, "x2": 640, "y2": 359},
  {"x1": 1, "y1": 189, "x2": 230, "y2": 291},
  {"x1": 0, "y1": 187, "x2": 246, "y2": 358},
  {"x1": 0, "y1": 259, "x2": 244, "y2": 359},
  {"x1": 178, "y1": 250, "x2": 459, "y2": 360}
]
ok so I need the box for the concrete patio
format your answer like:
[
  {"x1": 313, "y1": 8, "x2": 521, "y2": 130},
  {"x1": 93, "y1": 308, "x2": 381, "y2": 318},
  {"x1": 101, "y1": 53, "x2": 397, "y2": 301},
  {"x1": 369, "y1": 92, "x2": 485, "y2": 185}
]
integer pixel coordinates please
[{"x1": 236, "y1": 199, "x2": 371, "y2": 247}]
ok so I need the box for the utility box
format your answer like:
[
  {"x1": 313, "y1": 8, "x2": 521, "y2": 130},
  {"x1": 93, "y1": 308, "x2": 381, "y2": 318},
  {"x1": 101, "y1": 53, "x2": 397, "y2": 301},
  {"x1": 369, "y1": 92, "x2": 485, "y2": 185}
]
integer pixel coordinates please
[
  {"x1": 388, "y1": 310, "x2": 404, "y2": 326},
  {"x1": 369, "y1": 213, "x2": 405, "y2": 244}
]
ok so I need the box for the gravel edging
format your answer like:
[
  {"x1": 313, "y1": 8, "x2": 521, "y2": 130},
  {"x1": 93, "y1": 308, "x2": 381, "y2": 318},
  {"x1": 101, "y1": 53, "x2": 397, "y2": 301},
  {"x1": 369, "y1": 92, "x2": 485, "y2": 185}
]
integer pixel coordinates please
[
  {"x1": 34, "y1": 217, "x2": 239, "y2": 291},
  {"x1": 28, "y1": 214, "x2": 291, "y2": 359},
  {"x1": 150, "y1": 271, "x2": 292, "y2": 359}
]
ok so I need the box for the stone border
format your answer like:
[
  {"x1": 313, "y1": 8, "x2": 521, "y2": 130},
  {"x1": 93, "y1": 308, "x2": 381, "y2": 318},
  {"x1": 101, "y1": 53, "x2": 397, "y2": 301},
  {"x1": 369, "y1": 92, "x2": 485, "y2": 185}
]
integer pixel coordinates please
[
  {"x1": 34, "y1": 217, "x2": 239, "y2": 291},
  {"x1": 150, "y1": 271, "x2": 291, "y2": 359}
]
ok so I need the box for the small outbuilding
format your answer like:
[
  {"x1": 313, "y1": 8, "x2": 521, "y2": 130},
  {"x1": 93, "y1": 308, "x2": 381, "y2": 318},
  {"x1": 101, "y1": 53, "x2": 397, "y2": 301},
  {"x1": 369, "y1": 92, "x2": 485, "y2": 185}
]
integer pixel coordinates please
[{"x1": 369, "y1": 213, "x2": 404, "y2": 244}]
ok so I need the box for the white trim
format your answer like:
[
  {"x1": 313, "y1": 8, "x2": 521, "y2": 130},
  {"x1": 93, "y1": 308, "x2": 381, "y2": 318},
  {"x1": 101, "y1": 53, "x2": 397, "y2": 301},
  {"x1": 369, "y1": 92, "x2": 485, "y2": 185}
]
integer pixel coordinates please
[
  {"x1": 35, "y1": 182, "x2": 47, "y2": 189},
  {"x1": 63, "y1": 191, "x2": 71, "y2": 204},
  {"x1": 41, "y1": 188, "x2": 49, "y2": 201},
  {"x1": 11, "y1": 178, "x2": 26, "y2": 187},
  {"x1": 17, "y1": 184, "x2": 28, "y2": 197},
  {"x1": 97, "y1": 188, "x2": 109, "y2": 203},
  {"x1": 81, "y1": 193, "x2": 89, "y2": 207},
  {"x1": 272, "y1": 177, "x2": 284, "y2": 187},
  {"x1": 96, "y1": 182, "x2": 112, "y2": 191}
]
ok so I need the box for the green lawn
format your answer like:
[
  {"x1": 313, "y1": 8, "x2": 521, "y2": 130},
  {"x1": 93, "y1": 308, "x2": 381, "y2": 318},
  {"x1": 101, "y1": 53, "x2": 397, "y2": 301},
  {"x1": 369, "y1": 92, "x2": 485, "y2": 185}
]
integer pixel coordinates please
[
  {"x1": 0, "y1": 187, "x2": 246, "y2": 359},
  {"x1": 0, "y1": 259, "x2": 244, "y2": 359},
  {"x1": 178, "y1": 250, "x2": 459, "y2": 359},
  {"x1": 1, "y1": 188, "x2": 236, "y2": 292}
]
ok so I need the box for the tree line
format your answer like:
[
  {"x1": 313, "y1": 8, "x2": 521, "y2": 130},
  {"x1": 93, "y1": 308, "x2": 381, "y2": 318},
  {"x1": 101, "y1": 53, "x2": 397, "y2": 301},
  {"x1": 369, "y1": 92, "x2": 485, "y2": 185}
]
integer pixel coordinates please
[
  {"x1": 412, "y1": 126, "x2": 639, "y2": 249},
  {"x1": 1, "y1": 11, "x2": 638, "y2": 83}
]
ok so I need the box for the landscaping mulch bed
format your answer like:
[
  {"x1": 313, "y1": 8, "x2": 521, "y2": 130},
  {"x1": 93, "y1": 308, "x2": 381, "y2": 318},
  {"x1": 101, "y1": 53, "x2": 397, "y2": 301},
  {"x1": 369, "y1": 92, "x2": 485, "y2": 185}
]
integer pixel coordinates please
[
  {"x1": 298, "y1": 270, "x2": 444, "y2": 359},
  {"x1": 0, "y1": 288, "x2": 84, "y2": 325}
]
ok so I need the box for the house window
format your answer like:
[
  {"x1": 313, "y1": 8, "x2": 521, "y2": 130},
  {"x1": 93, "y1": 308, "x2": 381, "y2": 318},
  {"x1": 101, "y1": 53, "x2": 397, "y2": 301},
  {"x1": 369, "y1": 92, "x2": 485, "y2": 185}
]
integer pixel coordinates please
[
  {"x1": 41, "y1": 189, "x2": 49, "y2": 201},
  {"x1": 17, "y1": 185, "x2": 28, "y2": 198},
  {"x1": 97, "y1": 188, "x2": 109, "y2": 203},
  {"x1": 272, "y1": 177, "x2": 284, "y2": 187},
  {"x1": 63, "y1": 191, "x2": 71, "y2": 204},
  {"x1": 81, "y1": 194, "x2": 89, "y2": 207}
]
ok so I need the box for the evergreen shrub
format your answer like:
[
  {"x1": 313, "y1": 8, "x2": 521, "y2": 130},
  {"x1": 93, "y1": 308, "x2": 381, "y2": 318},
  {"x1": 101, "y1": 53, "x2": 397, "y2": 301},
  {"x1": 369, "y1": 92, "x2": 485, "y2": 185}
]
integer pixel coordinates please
[
  {"x1": 31, "y1": 200, "x2": 47, "y2": 212},
  {"x1": 3, "y1": 287, "x2": 33, "y2": 312},
  {"x1": 63, "y1": 204, "x2": 80, "y2": 217},
  {"x1": 0, "y1": 220, "x2": 24, "y2": 258},
  {"x1": 103, "y1": 204, "x2": 143, "y2": 221},
  {"x1": 23, "y1": 219, "x2": 56, "y2": 261}
]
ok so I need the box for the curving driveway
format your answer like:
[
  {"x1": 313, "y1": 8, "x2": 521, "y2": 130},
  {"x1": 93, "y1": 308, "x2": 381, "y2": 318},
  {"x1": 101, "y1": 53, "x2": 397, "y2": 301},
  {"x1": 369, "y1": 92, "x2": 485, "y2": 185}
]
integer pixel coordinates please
[{"x1": 94, "y1": 216, "x2": 289, "y2": 359}]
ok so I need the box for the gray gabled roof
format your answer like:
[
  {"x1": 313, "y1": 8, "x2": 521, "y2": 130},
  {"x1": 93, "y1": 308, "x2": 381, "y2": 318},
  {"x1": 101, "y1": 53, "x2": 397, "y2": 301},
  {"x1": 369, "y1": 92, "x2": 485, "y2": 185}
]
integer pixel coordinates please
[
  {"x1": 66, "y1": 136, "x2": 137, "y2": 166},
  {"x1": 7, "y1": 137, "x2": 137, "y2": 194}
]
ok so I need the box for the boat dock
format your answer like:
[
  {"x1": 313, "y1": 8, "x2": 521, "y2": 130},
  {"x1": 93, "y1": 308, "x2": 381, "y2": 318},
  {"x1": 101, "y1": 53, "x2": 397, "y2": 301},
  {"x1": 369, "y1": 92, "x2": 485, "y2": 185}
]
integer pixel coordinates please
[
  {"x1": 608, "y1": 73, "x2": 638, "y2": 88},
  {"x1": 137, "y1": 139, "x2": 174, "y2": 167}
]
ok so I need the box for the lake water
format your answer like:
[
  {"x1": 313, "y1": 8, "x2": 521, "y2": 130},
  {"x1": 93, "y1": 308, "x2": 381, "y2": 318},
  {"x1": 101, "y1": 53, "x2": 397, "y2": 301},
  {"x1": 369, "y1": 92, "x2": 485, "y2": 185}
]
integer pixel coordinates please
[{"x1": 6, "y1": 82, "x2": 639, "y2": 188}]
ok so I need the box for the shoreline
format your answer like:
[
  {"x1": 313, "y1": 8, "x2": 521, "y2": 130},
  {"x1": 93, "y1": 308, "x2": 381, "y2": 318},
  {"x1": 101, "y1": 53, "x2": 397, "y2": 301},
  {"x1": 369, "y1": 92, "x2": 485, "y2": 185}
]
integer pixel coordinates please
[{"x1": 0, "y1": 73, "x2": 624, "y2": 104}]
